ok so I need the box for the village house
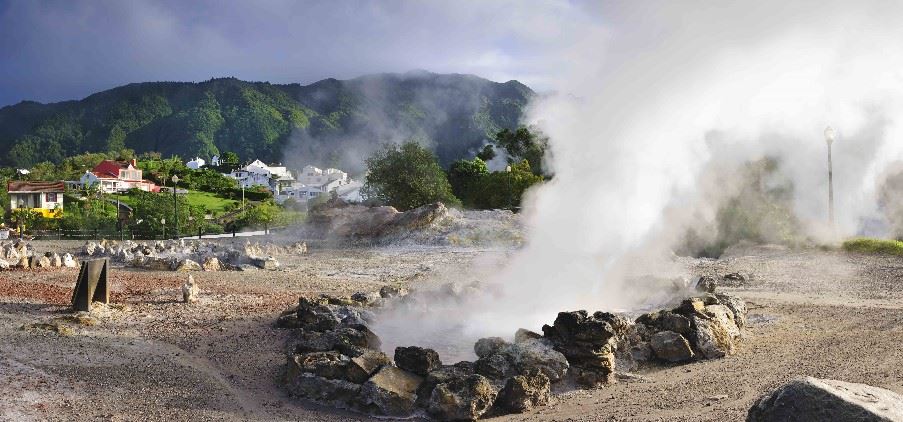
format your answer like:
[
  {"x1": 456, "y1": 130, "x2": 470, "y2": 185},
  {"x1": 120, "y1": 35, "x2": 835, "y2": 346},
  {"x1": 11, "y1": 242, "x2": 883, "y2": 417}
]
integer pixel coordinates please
[
  {"x1": 227, "y1": 159, "x2": 295, "y2": 193},
  {"x1": 7, "y1": 181, "x2": 65, "y2": 218},
  {"x1": 80, "y1": 159, "x2": 159, "y2": 194},
  {"x1": 275, "y1": 165, "x2": 360, "y2": 204},
  {"x1": 186, "y1": 157, "x2": 206, "y2": 169}
]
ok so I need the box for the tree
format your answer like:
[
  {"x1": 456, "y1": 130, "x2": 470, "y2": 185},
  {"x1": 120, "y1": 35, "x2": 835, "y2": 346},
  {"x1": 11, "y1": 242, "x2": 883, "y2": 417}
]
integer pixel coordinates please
[
  {"x1": 493, "y1": 126, "x2": 549, "y2": 176},
  {"x1": 363, "y1": 141, "x2": 460, "y2": 210},
  {"x1": 470, "y1": 160, "x2": 543, "y2": 210},
  {"x1": 447, "y1": 157, "x2": 489, "y2": 207},
  {"x1": 476, "y1": 144, "x2": 496, "y2": 162}
]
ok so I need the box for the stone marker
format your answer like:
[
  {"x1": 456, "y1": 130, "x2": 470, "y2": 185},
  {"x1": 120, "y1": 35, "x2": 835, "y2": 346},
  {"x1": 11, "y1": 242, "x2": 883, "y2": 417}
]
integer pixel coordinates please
[
  {"x1": 748, "y1": 377, "x2": 903, "y2": 422},
  {"x1": 70, "y1": 259, "x2": 109, "y2": 312}
]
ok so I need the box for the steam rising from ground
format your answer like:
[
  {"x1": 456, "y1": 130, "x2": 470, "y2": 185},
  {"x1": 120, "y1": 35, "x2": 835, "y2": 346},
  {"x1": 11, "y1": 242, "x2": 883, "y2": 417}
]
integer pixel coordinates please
[{"x1": 375, "y1": 1, "x2": 903, "y2": 358}]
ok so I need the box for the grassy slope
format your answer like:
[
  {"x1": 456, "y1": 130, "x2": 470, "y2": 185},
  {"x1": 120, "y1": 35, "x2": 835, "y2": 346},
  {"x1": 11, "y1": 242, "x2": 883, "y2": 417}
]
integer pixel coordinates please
[
  {"x1": 110, "y1": 191, "x2": 237, "y2": 216},
  {"x1": 842, "y1": 237, "x2": 903, "y2": 256}
]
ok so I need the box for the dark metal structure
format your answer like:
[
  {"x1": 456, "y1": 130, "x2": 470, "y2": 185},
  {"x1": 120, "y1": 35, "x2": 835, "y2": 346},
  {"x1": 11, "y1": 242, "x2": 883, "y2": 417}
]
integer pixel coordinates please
[{"x1": 70, "y1": 258, "x2": 110, "y2": 312}]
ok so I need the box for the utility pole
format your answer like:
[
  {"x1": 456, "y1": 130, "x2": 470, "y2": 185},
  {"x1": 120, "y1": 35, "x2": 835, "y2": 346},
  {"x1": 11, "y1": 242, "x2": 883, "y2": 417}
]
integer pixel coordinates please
[
  {"x1": 824, "y1": 126, "x2": 836, "y2": 229},
  {"x1": 171, "y1": 175, "x2": 180, "y2": 239}
]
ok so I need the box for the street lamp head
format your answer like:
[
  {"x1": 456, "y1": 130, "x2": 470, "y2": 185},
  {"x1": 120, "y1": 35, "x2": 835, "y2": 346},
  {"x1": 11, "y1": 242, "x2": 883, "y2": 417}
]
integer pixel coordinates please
[
  {"x1": 824, "y1": 126, "x2": 836, "y2": 145},
  {"x1": 171, "y1": 175, "x2": 180, "y2": 183}
]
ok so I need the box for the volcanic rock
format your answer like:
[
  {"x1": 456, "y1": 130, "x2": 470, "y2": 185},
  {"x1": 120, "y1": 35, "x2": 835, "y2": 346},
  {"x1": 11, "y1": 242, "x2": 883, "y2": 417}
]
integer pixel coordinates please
[
  {"x1": 474, "y1": 337, "x2": 509, "y2": 359},
  {"x1": 636, "y1": 311, "x2": 692, "y2": 336},
  {"x1": 50, "y1": 252, "x2": 61, "y2": 267},
  {"x1": 691, "y1": 314, "x2": 736, "y2": 359},
  {"x1": 514, "y1": 328, "x2": 542, "y2": 344},
  {"x1": 358, "y1": 366, "x2": 423, "y2": 417},
  {"x1": 290, "y1": 351, "x2": 353, "y2": 381},
  {"x1": 629, "y1": 342, "x2": 653, "y2": 362},
  {"x1": 63, "y1": 253, "x2": 77, "y2": 268},
  {"x1": 182, "y1": 275, "x2": 199, "y2": 303},
  {"x1": 649, "y1": 331, "x2": 695, "y2": 362},
  {"x1": 291, "y1": 326, "x2": 381, "y2": 357},
  {"x1": 17, "y1": 256, "x2": 30, "y2": 268},
  {"x1": 175, "y1": 258, "x2": 202, "y2": 271},
  {"x1": 715, "y1": 293, "x2": 748, "y2": 328},
  {"x1": 285, "y1": 372, "x2": 360, "y2": 408},
  {"x1": 427, "y1": 373, "x2": 497, "y2": 421},
  {"x1": 202, "y1": 256, "x2": 222, "y2": 271},
  {"x1": 379, "y1": 285, "x2": 407, "y2": 299},
  {"x1": 251, "y1": 255, "x2": 280, "y2": 270},
  {"x1": 695, "y1": 275, "x2": 718, "y2": 293},
  {"x1": 416, "y1": 364, "x2": 476, "y2": 408},
  {"x1": 293, "y1": 297, "x2": 342, "y2": 331},
  {"x1": 35, "y1": 255, "x2": 51, "y2": 268},
  {"x1": 542, "y1": 311, "x2": 624, "y2": 386},
  {"x1": 0, "y1": 258, "x2": 9, "y2": 270},
  {"x1": 496, "y1": 369, "x2": 551, "y2": 413},
  {"x1": 84, "y1": 242, "x2": 97, "y2": 256},
  {"x1": 475, "y1": 352, "x2": 515, "y2": 380},
  {"x1": 747, "y1": 377, "x2": 903, "y2": 421},
  {"x1": 347, "y1": 351, "x2": 392, "y2": 384},
  {"x1": 394, "y1": 346, "x2": 442, "y2": 376}
]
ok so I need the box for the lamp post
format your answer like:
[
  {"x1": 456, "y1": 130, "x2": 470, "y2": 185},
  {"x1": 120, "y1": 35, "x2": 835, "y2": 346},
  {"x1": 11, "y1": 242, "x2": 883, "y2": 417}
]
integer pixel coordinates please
[
  {"x1": 824, "y1": 126, "x2": 836, "y2": 229},
  {"x1": 171, "y1": 175, "x2": 180, "y2": 239}
]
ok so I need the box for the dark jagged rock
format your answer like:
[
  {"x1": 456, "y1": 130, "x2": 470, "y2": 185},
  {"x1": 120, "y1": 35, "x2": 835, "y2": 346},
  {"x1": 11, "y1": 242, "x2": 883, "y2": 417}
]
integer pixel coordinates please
[
  {"x1": 695, "y1": 275, "x2": 718, "y2": 293},
  {"x1": 542, "y1": 311, "x2": 625, "y2": 387},
  {"x1": 473, "y1": 338, "x2": 568, "y2": 383},
  {"x1": 292, "y1": 325, "x2": 381, "y2": 357},
  {"x1": 748, "y1": 377, "x2": 903, "y2": 421},
  {"x1": 416, "y1": 364, "x2": 476, "y2": 408},
  {"x1": 294, "y1": 297, "x2": 342, "y2": 331},
  {"x1": 427, "y1": 374, "x2": 497, "y2": 421},
  {"x1": 358, "y1": 366, "x2": 423, "y2": 417},
  {"x1": 285, "y1": 372, "x2": 361, "y2": 408},
  {"x1": 496, "y1": 369, "x2": 551, "y2": 413},
  {"x1": 394, "y1": 346, "x2": 442, "y2": 376},
  {"x1": 636, "y1": 311, "x2": 692, "y2": 336},
  {"x1": 475, "y1": 352, "x2": 515, "y2": 380},
  {"x1": 649, "y1": 331, "x2": 695, "y2": 362}
]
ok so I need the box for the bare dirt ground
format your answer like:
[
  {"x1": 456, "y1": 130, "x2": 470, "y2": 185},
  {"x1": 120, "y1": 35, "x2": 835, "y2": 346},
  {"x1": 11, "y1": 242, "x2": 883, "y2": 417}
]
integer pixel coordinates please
[{"x1": 2, "y1": 240, "x2": 903, "y2": 421}]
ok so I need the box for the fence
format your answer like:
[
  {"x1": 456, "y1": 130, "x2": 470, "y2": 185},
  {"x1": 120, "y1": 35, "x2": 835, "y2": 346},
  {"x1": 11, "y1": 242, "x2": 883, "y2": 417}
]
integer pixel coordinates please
[{"x1": 20, "y1": 224, "x2": 291, "y2": 241}]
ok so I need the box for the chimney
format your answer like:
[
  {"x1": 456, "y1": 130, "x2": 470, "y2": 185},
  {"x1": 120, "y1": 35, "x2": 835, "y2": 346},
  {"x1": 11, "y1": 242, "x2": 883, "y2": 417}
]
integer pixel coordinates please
[{"x1": 130, "y1": 159, "x2": 137, "y2": 167}]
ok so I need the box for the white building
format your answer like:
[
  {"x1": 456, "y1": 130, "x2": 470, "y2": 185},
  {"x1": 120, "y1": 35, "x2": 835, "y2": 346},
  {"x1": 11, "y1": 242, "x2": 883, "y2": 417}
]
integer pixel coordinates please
[
  {"x1": 211, "y1": 155, "x2": 220, "y2": 166},
  {"x1": 186, "y1": 157, "x2": 206, "y2": 169},
  {"x1": 79, "y1": 159, "x2": 158, "y2": 194},
  {"x1": 227, "y1": 159, "x2": 295, "y2": 192},
  {"x1": 275, "y1": 165, "x2": 359, "y2": 204}
]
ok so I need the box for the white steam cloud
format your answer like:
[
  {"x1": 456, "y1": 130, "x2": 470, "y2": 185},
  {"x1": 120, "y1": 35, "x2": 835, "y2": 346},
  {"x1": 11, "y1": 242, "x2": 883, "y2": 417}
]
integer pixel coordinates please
[{"x1": 375, "y1": 1, "x2": 903, "y2": 358}]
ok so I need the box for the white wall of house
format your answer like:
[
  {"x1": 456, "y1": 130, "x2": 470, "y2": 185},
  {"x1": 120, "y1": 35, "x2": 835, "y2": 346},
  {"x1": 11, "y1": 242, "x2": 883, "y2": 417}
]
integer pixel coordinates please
[{"x1": 9, "y1": 192, "x2": 63, "y2": 210}]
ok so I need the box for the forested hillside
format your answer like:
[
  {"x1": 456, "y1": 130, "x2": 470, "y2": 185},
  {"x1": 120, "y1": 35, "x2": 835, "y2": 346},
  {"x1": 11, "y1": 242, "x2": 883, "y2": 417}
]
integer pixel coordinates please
[{"x1": 0, "y1": 71, "x2": 534, "y2": 170}]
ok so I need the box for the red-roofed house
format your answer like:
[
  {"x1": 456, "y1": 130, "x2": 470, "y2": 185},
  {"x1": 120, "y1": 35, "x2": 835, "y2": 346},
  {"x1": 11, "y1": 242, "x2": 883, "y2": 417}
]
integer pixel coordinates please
[{"x1": 79, "y1": 159, "x2": 159, "y2": 193}]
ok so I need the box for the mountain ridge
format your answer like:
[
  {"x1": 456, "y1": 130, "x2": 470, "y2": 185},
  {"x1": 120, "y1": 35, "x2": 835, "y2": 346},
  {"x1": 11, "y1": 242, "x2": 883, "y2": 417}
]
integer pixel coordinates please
[{"x1": 0, "y1": 71, "x2": 535, "y2": 171}]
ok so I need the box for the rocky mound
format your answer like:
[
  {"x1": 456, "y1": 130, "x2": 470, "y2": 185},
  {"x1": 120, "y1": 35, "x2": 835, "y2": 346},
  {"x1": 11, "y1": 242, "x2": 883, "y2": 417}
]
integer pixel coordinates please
[
  {"x1": 0, "y1": 240, "x2": 77, "y2": 270},
  {"x1": 299, "y1": 200, "x2": 523, "y2": 246},
  {"x1": 278, "y1": 277, "x2": 748, "y2": 420},
  {"x1": 80, "y1": 239, "x2": 299, "y2": 271}
]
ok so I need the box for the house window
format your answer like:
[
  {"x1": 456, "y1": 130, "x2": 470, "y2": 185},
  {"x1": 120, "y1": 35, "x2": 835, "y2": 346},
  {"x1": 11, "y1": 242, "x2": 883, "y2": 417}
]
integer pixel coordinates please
[{"x1": 45, "y1": 193, "x2": 58, "y2": 203}]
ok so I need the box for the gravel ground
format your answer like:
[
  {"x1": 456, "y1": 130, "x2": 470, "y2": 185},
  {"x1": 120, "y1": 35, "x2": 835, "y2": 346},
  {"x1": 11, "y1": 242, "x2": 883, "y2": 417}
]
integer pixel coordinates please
[{"x1": 2, "y1": 240, "x2": 903, "y2": 421}]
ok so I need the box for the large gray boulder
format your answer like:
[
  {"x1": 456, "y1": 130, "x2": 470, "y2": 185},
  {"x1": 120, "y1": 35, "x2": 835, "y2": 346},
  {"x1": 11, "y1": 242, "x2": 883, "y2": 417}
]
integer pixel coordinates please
[{"x1": 748, "y1": 377, "x2": 903, "y2": 421}]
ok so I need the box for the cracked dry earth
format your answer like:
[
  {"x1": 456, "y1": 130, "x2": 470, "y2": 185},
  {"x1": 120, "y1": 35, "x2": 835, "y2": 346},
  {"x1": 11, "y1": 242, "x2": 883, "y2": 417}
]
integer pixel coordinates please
[{"x1": 3, "y1": 241, "x2": 903, "y2": 421}]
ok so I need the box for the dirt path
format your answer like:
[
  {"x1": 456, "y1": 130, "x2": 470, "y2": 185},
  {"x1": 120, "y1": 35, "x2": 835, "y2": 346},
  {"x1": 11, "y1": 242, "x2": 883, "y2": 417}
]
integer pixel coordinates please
[{"x1": 2, "y1": 243, "x2": 903, "y2": 421}]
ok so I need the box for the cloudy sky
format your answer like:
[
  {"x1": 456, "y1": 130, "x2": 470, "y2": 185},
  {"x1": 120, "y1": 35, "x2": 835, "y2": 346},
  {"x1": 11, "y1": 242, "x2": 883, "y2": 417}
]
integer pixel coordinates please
[{"x1": 0, "y1": 0, "x2": 606, "y2": 107}]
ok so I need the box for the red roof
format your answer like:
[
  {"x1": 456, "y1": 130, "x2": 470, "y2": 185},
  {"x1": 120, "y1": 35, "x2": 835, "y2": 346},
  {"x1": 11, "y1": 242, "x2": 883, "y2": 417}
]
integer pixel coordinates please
[
  {"x1": 7, "y1": 181, "x2": 65, "y2": 193},
  {"x1": 92, "y1": 160, "x2": 132, "y2": 178}
]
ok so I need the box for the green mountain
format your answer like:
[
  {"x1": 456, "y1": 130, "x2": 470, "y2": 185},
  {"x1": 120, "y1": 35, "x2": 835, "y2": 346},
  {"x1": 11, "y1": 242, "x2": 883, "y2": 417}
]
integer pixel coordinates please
[{"x1": 0, "y1": 71, "x2": 534, "y2": 171}]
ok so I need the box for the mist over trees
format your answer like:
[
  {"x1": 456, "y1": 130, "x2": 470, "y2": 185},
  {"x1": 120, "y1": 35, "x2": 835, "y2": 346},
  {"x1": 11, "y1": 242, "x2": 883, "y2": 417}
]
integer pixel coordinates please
[{"x1": 0, "y1": 72, "x2": 534, "y2": 170}]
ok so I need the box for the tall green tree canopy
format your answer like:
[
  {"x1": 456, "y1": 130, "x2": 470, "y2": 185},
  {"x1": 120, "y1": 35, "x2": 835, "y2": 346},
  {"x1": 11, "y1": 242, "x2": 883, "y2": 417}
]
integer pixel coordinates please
[
  {"x1": 363, "y1": 141, "x2": 460, "y2": 210},
  {"x1": 494, "y1": 126, "x2": 549, "y2": 176}
]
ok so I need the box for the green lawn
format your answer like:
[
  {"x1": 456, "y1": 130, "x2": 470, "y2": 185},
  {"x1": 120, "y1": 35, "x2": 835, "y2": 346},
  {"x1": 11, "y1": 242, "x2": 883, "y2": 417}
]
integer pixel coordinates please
[
  {"x1": 109, "y1": 191, "x2": 238, "y2": 216},
  {"x1": 842, "y1": 237, "x2": 903, "y2": 256}
]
